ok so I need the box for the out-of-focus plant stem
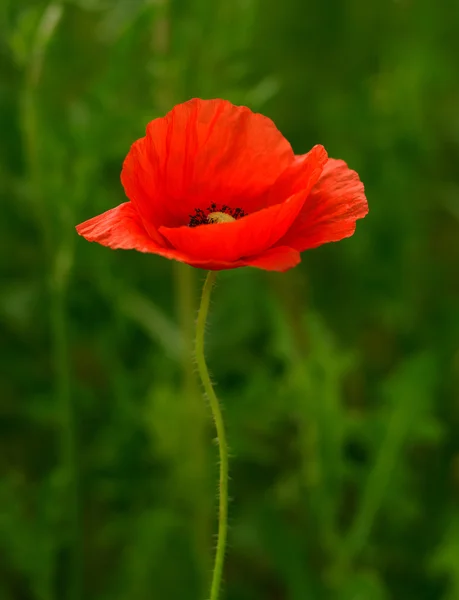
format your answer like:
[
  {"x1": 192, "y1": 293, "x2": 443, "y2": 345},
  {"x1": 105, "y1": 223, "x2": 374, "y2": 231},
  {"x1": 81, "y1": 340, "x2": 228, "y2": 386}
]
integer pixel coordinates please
[
  {"x1": 174, "y1": 262, "x2": 211, "y2": 591},
  {"x1": 51, "y1": 256, "x2": 81, "y2": 600},
  {"x1": 21, "y1": 3, "x2": 64, "y2": 255},
  {"x1": 335, "y1": 398, "x2": 411, "y2": 580},
  {"x1": 174, "y1": 263, "x2": 197, "y2": 426},
  {"x1": 20, "y1": 4, "x2": 82, "y2": 600}
]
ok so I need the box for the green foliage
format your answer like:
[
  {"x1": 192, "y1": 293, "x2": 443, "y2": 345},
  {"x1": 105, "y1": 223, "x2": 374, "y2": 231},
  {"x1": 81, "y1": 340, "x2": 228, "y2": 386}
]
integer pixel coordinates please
[{"x1": 1, "y1": 0, "x2": 458, "y2": 599}]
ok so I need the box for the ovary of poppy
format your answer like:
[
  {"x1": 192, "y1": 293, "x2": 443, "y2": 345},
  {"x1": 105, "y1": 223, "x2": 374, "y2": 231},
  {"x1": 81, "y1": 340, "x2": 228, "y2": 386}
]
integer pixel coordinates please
[{"x1": 76, "y1": 98, "x2": 368, "y2": 272}]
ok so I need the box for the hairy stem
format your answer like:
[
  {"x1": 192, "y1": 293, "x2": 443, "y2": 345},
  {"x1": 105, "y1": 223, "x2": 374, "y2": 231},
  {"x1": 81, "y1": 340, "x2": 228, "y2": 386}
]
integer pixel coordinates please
[{"x1": 195, "y1": 271, "x2": 228, "y2": 600}]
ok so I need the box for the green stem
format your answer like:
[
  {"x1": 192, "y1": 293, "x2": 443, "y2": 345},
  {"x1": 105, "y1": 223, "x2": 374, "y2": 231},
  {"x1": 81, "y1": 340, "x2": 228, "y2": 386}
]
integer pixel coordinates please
[{"x1": 195, "y1": 271, "x2": 228, "y2": 600}]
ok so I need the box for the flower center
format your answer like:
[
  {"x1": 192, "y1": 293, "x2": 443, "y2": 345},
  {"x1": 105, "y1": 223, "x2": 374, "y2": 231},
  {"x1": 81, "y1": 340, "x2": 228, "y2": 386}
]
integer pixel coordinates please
[{"x1": 188, "y1": 203, "x2": 247, "y2": 227}]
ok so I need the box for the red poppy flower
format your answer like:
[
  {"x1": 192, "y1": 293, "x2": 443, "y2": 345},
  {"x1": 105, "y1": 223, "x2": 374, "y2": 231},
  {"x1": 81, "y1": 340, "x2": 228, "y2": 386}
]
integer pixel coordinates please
[{"x1": 76, "y1": 98, "x2": 368, "y2": 271}]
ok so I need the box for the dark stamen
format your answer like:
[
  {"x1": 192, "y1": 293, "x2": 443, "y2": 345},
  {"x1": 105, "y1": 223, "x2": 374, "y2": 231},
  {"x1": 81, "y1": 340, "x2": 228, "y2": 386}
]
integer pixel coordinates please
[{"x1": 188, "y1": 203, "x2": 247, "y2": 227}]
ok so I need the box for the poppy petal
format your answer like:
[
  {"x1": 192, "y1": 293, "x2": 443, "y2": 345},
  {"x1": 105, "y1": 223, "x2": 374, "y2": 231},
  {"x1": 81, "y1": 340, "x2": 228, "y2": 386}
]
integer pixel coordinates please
[
  {"x1": 279, "y1": 158, "x2": 368, "y2": 251},
  {"x1": 121, "y1": 98, "x2": 295, "y2": 229},
  {"x1": 263, "y1": 146, "x2": 329, "y2": 207},
  {"x1": 159, "y1": 145, "x2": 327, "y2": 262},
  {"x1": 75, "y1": 202, "x2": 184, "y2": 258},
  {"x1": 76, "y1": 203, "x2": 299, "y2": 272},
  {"x1": 76, "y1": 202, "x2": 163, "y2": 252}
]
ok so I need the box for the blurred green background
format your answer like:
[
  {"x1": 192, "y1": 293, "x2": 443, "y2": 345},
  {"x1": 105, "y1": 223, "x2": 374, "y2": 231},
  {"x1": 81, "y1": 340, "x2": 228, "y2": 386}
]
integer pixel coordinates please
[{"x1": 1, "y1": 0, "x2": 459, "y2": 599}]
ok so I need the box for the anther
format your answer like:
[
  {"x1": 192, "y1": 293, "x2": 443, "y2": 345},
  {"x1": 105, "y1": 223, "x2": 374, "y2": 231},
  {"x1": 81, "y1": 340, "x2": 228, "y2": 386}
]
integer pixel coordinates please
[{"x1": 188, "y1": 203, "x2": 247, "y2": 227}]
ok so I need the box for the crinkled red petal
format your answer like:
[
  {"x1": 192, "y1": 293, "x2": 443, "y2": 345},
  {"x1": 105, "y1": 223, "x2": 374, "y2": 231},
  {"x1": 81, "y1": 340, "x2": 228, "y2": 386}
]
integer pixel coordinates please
[
  {"x1": 263, "y1": 149, "x2": 329, "y2": 208},
  {"x1": 121, "y1": 98, "x2": 295, "y2": 230},
  {"x1": 279, "y1": 158, "x2": 368, "y2": 251},
  {"x1": 76, "y1": 202, "x2": 163, "y2": 253},
  {"x1": 159, "y1": 145, "x2": 327, "y2": 262}
]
